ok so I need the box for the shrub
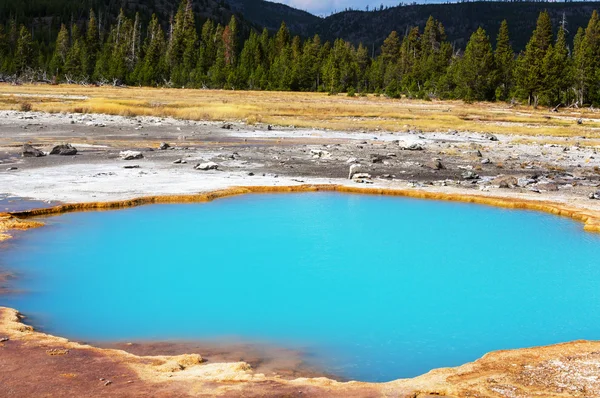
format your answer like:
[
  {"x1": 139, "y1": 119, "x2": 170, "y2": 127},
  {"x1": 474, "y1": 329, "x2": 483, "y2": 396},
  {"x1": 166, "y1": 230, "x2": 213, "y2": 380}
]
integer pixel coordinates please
[
  {"x1": 347, "y1": 87, "x2": 356, "y2": 97},
  {"x1": 19, "y1": 102, "x2": 32, "y2": 112}
]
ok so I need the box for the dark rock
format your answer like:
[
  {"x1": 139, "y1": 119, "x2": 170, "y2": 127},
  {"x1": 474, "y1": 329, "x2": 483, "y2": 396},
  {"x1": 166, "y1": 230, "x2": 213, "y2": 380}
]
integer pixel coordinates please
[
  {"x1": 484, "y1": 133, "x2": 499, "y2": 141},
  {"x1": 577, "y1": 118, "x2": 583, "y2": 125},
  {"x1": 221, "y1": 123, "x2": 233, "y2": 130},
  {"x1": 6, "y1": 167, "x2": 17, "y2": 171},
  {"x1": 123, "y1": 165, "x2": 140, "y2": 169},
  {"x1": 50, "y1": 144, "x2": 77, "y2": 156},
  {"x1": 22, "y1": 144, "x2": 45, "y2": 158}
]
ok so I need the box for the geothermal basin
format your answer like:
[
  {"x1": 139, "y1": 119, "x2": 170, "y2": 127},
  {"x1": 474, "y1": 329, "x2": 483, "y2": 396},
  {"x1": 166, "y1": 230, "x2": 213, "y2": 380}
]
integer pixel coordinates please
[{"x1": 2, "y1": 192, "x2": 600, "y2": 382}]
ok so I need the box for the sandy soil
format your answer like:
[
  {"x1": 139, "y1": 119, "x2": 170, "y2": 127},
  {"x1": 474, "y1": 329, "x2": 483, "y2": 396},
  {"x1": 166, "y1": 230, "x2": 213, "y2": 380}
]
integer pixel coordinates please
[{"x1": 2, "y1": 109, "x2": 600, "y2": 397}]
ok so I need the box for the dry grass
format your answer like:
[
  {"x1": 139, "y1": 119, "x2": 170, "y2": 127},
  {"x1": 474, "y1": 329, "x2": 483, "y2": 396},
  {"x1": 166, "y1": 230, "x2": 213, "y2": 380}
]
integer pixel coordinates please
[{"x1": 2, "y1": 84, "x2": 600, "y2": 137}]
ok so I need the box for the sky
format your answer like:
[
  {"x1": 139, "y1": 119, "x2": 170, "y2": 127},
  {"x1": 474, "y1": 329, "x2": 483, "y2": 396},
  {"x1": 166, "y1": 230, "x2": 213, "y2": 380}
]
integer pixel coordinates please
[{"x1": 273, "y1": 0, "x2": 412, "y2": 16}]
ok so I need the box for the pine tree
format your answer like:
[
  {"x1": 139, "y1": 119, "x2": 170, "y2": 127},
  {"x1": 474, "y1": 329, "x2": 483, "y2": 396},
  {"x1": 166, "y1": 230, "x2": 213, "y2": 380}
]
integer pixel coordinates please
[
  {"x1": 456, "y1": 27, "x2": 496, "y2": 102},
  {"x1": 572, "y1": 27, "x2": 592, "y2": 105},
  {"x1": 15, "y1": 25, "x2": 35, "y2": 75},
  {"x1": 516, "y1": 11, "x2": 553, "y2": 107},
  {"x1": 541, "y1": 25, "x2": 571, "y2": 106},
  {"x1": 50, "y1": 24, "x2": 69, "y2": 77},
  {"x1": 85, "y1": 10, "x2": 99, "y2": 77},
  {"x1": 494, "y1": 20, "x2": 515, "y2": 101}
]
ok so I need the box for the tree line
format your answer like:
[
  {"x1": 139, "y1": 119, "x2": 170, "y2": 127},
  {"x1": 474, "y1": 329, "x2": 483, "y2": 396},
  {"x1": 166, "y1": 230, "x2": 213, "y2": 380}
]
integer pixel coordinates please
[{"x1": 2, "y1": 0, "x2": 600, "y2": 107}]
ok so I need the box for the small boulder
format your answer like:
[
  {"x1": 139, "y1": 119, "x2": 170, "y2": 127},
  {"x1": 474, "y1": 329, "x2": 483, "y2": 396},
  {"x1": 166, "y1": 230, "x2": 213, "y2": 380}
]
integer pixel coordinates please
[
  {"x1": 195, "y1": 162, "x2": 219, "y2": 171},
  {"x1": 429, "y1": 159, "x2": 445, "y2": 170},
  {"x1": 481, "y1": 158, "x2": 492, "y2": 165},
  {"x1": 119, "y1": 150, "x2": 144, "y2": 160},
  {"x1": 493, "y1": 175, "x2": 518, "y2": 188},
  {"x1": 462, "y1": 171, "x2": 479, "y2": 180},
  {"x1": 22, "y1": 144, "x2": 45, "y2": 158},
  {"x1": 589, "y1": 190, "x2": 600, "y2": 200},
  {"x1": 158, "y1": 142, "x2": 170, "y2": 150},
  {"x1": 348, "y1": 163, "x2": 364, "y2": 179},
  {"x1": 484, "y1": 133, "x2": 499, "y2": 141},
  {"x1": 50, "y1": 144, "x2": 77, "y2": 156},
  {"x1": 401, "y1": 143, "x2": 424, "y2": 151}
]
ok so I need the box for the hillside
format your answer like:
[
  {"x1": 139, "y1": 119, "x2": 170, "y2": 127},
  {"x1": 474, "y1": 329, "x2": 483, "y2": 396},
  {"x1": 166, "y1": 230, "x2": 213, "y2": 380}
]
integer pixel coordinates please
[
  {"x1": 225, "y1": 0, "x2": 321, "y2": 35},
  {"x1": 314, "y1": 2, "x2": 600, "y2": 51}
]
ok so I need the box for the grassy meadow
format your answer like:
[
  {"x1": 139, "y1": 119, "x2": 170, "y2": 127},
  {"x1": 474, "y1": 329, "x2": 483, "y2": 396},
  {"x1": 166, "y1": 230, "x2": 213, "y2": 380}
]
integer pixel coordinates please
[{"x1": 1, "y1": 84, "x2": 600, "y2": 138}]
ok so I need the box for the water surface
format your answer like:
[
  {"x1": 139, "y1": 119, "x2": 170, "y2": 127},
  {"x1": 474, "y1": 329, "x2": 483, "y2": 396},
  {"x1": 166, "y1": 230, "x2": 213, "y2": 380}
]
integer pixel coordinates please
[{"x1": 2, "y1": 193, "x2": 600, "y2": 382}]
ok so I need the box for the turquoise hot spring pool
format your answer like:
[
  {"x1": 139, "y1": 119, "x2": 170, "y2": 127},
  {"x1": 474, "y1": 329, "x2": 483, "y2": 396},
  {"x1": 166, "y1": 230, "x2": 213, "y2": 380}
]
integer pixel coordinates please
[{"x1": 2, "y1": 192, "x2": 600, "y2": 382}]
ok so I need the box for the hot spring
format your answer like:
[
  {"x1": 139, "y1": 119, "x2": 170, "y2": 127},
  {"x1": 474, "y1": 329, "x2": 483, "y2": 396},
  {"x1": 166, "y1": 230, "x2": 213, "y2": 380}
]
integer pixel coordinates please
[{"x1": 2, "y1": 192, "x2": 600, "y2": 382}]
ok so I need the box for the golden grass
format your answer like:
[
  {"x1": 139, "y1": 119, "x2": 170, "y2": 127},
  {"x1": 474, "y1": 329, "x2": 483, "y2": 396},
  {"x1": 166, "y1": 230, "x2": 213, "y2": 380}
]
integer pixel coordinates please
[{"x1": 2, "y1": 84, "x2": 600, "y2": 137}]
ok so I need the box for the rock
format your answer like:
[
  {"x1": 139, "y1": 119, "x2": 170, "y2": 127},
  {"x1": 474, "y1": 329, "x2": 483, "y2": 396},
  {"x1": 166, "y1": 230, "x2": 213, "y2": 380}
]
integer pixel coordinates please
[
  {"x1": 346, "y1": 157, "x2": 357, "y2": 164},
  {"x1": 310, "y1": 149, "x2": 331, "y2": 159},
  {"x1": 0, "y1": 337, "x2": 8, "y2": 342},
  {"x1": 22, "y1": 144, "x2": 45, "y2": 158},
  {"x1": 589, "y1": 191, "x2": 600, "y2": 200},
  {"x1": 173, "y1": 159, "x2": 182, "y2": 164},
  {"x1": 123, "y1": 165, "x2": 140, "y2": 169},
  {"x1": 50, "y1": 143, "x2": 77, "y2": 156},
  {"x1": 267, "y1": 125, "x2": 273, "y2": 131},
  {"x1": 348, "y1": 163, "x2": 364, "y2": 179},
  {"x1": 104, "y1": 380, "x2": 112, "y2": 386},
  {"x1": 221, "y1": 123, "x2": 233, "y2": 130},
  {"x1": 195, "y1": 162, "x2": 219, "y2": 171},
  {"x1": 6, "y1": 167, "x2": 17, "y2": 171},
  {"x1": 493, "y1": 175, "x2": 518, "y2": 188},
  {"x1": 429, "y1": 159, "x2": 445, "y2": 170},
  {"x1": 370, "y1": 154, "x2": 388, "y2": 163},
  {"x1": 537, "y1": 183, "x2": 559, "y2": 192},
  {"x1": 462, "y1": 171, "x2": 479, "y2": 180},
  {"x1": 401, "y1": 143, "x2": 424, "y2": 151},
  {"x1": 484, "y1": 133, "x2": 499, "y2": 141},
  {"x1": 517, "y1": 177, "x2": 536, "y2": 187},
  {"x1": 119, "y1": 151, "x2": 144, "y2": 160},
  {"x1": 352, "y1": 173, "x2": 372, "y2": 180},
  {"x1": 159, "y1": 142, "x2": 170, "y2": 150},
  {"x1": 247, "y1": 172, "x2": 254, "y2": 176},
  {"x1": 481, "y1": 158, "x2": 492, "y2": 165},
  {"x1": 475, "y1": 150, "x2": 483, "y2": 157},
  {"x1": 577, "y1": 118, "x2": 583, "y2": 125}
]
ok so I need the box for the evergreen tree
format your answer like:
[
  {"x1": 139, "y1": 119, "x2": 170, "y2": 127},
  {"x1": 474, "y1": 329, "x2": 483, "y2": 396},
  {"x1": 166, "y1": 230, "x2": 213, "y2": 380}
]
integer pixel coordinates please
[
  {"x1": 14, "y1": 25, "x2": 34, "y2": 75},
  {"x1": 516, "y1": 11, "x2": 553, "y2": 106},
  {"x1": 455, "y1": 27, "x2": 496, "y2": 101},
  {"x1": 541, "y1": 24, "x2": 571, "y2": 106},
  {"x1": 494, "y1": 20, "x2": 515, "y2": 101},
  {"x1": 50, "y1": 24, "x2": 69, "y2": 77}
]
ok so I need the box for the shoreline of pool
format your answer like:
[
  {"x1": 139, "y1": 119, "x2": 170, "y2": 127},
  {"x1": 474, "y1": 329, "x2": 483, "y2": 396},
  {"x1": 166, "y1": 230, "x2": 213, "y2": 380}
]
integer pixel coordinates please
[
  {"x1": 2, "y1": 185, "x2": 600, "y2": 396},
  {"x1": 3, "y1": 184, "x2": 600, "y2": 244}
]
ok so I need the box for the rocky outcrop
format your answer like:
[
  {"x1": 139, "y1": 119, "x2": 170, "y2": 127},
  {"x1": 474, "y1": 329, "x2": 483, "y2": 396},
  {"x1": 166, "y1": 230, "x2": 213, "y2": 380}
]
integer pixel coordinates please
[
  {"x1": 50, "y1": 144, "x2": 77, "y2": 156},
  {"x1": 195, "y1": 162, "x2": 219, "y2": 171},
  {"x1": 493, "y1": 175, "x2": 518, "y2": 188},
  {"x1": 22, "y1": 144, "x2": 45, "y2": 158},
  {"x1": 119, "y1": 151, "x2": 144, "y2": 160}
]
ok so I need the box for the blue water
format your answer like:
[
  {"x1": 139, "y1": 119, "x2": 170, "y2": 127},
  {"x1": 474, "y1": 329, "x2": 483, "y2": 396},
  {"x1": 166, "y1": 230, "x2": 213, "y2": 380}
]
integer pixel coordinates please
[{"x1": 2, "y1": 193, "x2": 600, "y2": 382}]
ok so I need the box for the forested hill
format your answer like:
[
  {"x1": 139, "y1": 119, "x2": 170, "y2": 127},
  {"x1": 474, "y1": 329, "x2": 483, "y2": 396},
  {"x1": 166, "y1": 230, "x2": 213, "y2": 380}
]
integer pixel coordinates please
[
  {"x1": 225, "y1": 0, "x2": 320, "y2": 36},
  {"x1": 0, "y1": 0, "x2": 245, "y2": 41},
  {"x1": 4, "y1": 1, "x2": 600, "y2": 52},
  {"x1": 314, "y1": 2, "x2": 600, "y2": 52}
]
